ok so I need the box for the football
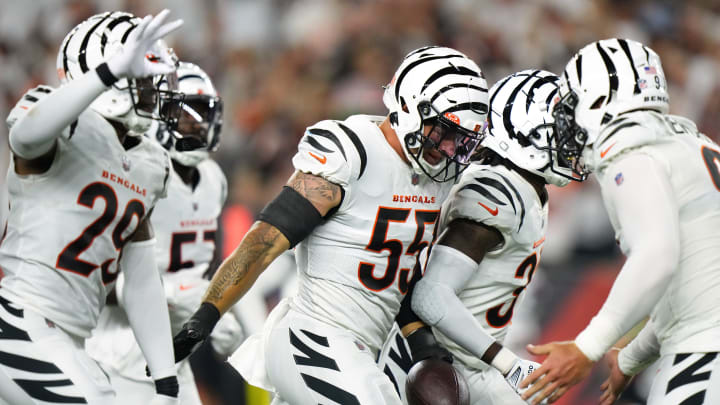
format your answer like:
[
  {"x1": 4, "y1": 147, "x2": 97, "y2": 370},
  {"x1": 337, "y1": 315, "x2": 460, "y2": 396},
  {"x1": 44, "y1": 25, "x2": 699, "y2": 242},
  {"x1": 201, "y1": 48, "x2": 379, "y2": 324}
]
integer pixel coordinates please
[{"x1": 405, "y1": 359, "x2": 470, "y2": 405}]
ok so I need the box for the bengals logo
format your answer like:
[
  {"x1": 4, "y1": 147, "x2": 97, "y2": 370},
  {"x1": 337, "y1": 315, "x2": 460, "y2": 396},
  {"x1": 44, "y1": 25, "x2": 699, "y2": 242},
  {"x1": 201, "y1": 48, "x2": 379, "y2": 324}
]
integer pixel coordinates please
[{"x1": 444, "y1": 112, "x2": 460, "y2": 125}]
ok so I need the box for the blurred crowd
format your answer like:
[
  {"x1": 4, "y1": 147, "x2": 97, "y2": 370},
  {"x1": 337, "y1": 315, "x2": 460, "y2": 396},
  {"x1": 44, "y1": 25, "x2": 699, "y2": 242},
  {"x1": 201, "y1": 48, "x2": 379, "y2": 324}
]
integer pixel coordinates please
[{"x1": 2, "y1": 1, "x2": 719, "y2": 404}]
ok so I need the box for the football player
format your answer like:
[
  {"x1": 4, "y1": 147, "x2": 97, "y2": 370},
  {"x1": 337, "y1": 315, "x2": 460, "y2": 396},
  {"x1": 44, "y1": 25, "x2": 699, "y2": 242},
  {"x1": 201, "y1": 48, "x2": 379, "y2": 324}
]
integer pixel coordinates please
[
  {"x1": 379, "y1": 70, "x2": 575, "y2": 404},
  {"x1": 0, "y1": 10, "x2": 183, "y2": 405},
  {"x1": 519, "y1": 38, "x2": 720, "y2": 405},
  {"x1": 170, "y1": 46, "x2": 489, "y2": 404},
  {"x1": 85, "y1": 62, "x2": 244, "y2": 404}
]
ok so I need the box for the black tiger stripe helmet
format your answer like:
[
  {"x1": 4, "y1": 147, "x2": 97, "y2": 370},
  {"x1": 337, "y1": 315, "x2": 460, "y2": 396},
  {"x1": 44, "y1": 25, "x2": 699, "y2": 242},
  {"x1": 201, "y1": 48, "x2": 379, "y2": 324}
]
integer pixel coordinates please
[
  {"x1": 552, "y1": 38, "x2": 669, "y2": 177},
  {"x1": 484, "y1": 70, "x2": 578, "y2": 186},
  {"x1": 383, "y1": 46, "x2": 489, "y2": 182},
  {"x1": 56, "y1": 11, "x2": 182, "y2": 135}
]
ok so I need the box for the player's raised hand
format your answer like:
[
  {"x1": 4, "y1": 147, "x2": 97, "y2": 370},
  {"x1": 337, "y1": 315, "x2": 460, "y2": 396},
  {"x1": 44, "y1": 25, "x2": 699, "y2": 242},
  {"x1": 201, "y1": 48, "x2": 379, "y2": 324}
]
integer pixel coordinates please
[
  {"x1": 599, "y1": 349, "x2": 633, "y2": 405},
  {"x1": 107, "y1": 9, "x2": 183, "y2": 79}
]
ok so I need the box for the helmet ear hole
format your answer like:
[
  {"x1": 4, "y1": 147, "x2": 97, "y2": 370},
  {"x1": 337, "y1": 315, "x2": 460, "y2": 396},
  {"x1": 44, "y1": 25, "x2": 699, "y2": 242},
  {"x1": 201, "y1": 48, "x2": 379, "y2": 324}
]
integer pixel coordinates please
[{"x1": 405, "y1": 133, "x2": 419, "y2": 147}]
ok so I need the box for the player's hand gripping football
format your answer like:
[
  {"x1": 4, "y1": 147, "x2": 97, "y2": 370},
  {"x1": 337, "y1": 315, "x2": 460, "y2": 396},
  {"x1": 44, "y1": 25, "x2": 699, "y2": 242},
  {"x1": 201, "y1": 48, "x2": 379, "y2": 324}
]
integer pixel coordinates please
[
  {"x1": 106, "y1": 9, "x2": 183, "y2": 79},
  {"x1": 504, "y1": 359, "x2": 548, "y2": 405}
]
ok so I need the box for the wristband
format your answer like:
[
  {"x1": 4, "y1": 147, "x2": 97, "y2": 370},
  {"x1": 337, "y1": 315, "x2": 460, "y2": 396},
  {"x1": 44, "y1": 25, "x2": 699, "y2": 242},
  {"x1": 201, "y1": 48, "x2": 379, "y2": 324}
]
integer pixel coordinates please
[
  {"x1": 96, "y1": 63, "x2": 119, "y2": 87},
  {"x1": 154, "y1": 375, "x2": 179, "y2": 397}
]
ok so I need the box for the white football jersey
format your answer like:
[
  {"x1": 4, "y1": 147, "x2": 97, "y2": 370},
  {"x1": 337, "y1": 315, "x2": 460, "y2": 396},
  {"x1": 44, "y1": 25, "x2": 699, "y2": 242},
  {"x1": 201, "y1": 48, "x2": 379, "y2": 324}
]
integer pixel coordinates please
[
  {"x1": 433, "y1": 163, "x2": 548, "y2": 370},
  {"x1": 87, "y1": 157, "x2": 227, "y2": 385},
  {"x1": 290, "y1": 115, "x2": 453, "y2": 352},
  {"x1": 152, "y1": 158, "x2": 227, "y2": 278},
  {"x1": 0, "y1": 86, "x2": 170, "y2": 338},
  {"x1": 592, "y1": 111, "x2": 720, "y2": 355}
]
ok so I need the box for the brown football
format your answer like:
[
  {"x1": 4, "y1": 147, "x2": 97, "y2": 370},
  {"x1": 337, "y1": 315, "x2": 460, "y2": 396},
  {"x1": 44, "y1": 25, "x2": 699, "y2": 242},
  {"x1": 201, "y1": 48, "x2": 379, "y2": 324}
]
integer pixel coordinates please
[{"x1": 405, "y1": 359, "x2": 470, "y2": 405}]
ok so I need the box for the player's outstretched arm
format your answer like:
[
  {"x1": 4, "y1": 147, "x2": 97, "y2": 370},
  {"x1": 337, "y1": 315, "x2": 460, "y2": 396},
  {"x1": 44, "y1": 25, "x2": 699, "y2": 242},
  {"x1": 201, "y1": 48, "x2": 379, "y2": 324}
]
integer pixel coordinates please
[
  {"x1": 171, "y1": 170, "x2": 342, "y2": 363},
  {"x1": 121, "y1": 218, "x2": 178, "y2": 401},
  {"x1": 520, "y1": 154, "x2": 680, "y2": 405},
  {"x1": 8, "y1": 10, "x2": 182, "y2": 163}
]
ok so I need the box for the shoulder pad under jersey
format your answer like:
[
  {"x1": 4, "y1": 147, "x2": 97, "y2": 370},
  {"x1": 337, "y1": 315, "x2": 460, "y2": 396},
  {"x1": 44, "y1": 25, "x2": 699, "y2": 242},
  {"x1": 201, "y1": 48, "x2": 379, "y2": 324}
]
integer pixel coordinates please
[
  {"x1": 590, "y1": 111, "x2": 667, "y2": 170},
  {"x1": 292, "y1": 117, "x2": 369, "y2": 187},
  {"x1": 445, "y1": 165, "x2": 527, "y2": 235}
]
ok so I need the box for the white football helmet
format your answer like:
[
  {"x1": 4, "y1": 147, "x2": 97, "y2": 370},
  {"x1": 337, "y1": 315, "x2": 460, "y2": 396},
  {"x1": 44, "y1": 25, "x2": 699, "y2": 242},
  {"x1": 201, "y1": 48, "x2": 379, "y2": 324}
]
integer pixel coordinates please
[
  {"x1": 383, "y1": 46, "x2": 488, "y2": 182},
  {"x1": 155, "y1": 62, "x2": 222, "y2": 166},
  {"x1": 553, "y1": 38, "x2": 669, "y2": 177},
  {"x1": 57, "y1": 11, "x2": 181, "y2": 135},
  {"x1": 484, "y1": 70, "x2": 574, "y2": 186}
]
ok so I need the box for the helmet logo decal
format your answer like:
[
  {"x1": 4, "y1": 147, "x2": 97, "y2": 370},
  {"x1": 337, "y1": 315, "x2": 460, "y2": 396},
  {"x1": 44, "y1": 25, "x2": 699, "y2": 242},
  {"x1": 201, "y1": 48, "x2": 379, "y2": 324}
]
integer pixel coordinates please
[{"x1": 444, "y1": 112, "x2": 460, "y2": 125}]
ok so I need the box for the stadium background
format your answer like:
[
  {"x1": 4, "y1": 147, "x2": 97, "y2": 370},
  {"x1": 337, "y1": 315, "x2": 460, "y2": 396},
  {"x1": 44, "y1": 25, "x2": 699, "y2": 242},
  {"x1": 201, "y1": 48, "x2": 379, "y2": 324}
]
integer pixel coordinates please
[{"x1": 1, "y1": 1, "x2": 719, "y2": 404}]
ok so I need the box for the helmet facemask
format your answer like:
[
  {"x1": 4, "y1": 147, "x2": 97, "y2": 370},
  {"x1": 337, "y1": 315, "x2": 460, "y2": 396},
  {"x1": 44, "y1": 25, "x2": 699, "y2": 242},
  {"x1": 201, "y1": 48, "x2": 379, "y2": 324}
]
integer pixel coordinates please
[
  {"x1": 550, "y1": 90, "x2": 590, "y2": 180},
  {"x1": 119, "y1": 73, "x2": 184, "y2": 135},
  {"x1": 403, "y1": 101, "x2": 484, "y2": 182},
  {"x1": 162, "y1": 94, "x2": 222, "y2": 152},
  {"x1": 153, "y1": 62, "x2": 223, "y2": 167}
]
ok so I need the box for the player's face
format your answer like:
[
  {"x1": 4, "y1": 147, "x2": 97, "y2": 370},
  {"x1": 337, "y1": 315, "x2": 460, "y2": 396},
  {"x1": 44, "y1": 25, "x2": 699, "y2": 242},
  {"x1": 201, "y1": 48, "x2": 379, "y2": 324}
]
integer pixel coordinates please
[
  {"x1": 421, "y1": 118, "x2": 479, "y2": 166},
  {"x1": 162, "y1": 95, "x2": 222, "y2": 151},
  {"x1": 133, "y1": 78, "x2": 158, "y2": 114}
]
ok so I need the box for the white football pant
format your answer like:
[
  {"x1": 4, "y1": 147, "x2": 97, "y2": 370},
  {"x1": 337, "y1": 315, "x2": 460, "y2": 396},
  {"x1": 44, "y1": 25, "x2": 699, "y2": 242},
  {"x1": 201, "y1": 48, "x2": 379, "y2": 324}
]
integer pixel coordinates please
[
  {"x1": 647, "y1": 352, "x2": 720, "y2": 404},
  {"x1": 0, "y1": 294, "x2": 114, "y2": 404},
  {"x1": 265, "y1": 308, "x2": 402, "y2": 405}
]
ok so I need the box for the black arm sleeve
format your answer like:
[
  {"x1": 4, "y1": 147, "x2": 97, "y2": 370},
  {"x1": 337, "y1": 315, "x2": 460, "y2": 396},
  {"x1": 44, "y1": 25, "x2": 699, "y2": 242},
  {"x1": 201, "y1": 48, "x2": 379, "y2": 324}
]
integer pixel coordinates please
[{"x1": 258, "y1": 186, "x2": 324, "y2": 248}]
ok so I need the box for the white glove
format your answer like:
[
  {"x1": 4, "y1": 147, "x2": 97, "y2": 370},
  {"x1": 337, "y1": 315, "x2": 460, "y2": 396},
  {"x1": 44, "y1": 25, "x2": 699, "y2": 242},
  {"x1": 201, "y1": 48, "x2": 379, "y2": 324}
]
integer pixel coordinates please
[
  {"x1": 504, "y1": 359, "x2": 548, "y2": 405},
  {"x1": 210, "y1": 311, "x2": 245, "y2": 359},
  {"x1": 149, "y1": 394, "x2": 179, "y2": 405},
  {"x1": 106, "y1": 9, "x2": 183, "y2": 79}
]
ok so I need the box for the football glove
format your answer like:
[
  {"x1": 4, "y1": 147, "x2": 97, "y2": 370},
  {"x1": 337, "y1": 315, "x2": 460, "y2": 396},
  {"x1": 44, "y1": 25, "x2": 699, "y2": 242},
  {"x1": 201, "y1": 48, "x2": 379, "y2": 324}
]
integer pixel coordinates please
[
  {"x1": 106, "y1": 9, "x2": 182, "y2": 79},
  {"x1": 172, "y1": 302, "x2": 221, "y2": 363},
  {"x1": 504, "y1": 359, "x2": 548, "y2": 405},
  {"x1": 406, "y1": 326, "x2": 453, "y2": 364}
]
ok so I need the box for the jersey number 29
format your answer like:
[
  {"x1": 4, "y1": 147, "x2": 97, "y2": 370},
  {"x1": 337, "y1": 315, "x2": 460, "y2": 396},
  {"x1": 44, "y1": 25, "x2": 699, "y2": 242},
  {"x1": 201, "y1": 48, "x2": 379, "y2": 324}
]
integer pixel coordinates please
[{"x1": 56, "y1": 182, "x2": 145, "y2": 283}]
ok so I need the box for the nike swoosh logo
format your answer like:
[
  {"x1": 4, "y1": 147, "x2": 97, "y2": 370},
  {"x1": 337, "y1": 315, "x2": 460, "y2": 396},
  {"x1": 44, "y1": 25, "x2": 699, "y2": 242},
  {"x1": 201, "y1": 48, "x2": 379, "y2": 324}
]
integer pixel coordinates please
[
  {"x1": 179, "y1": 284, "x2": 196, "y2": 291},
  {"x1": 533, "y1": 236, "x2": 546, "y2": 249},
  {"x1": 308, "y1": 152, "x2": 327, "y2": 164},
  {"x1": 600, "y1": 142, "x2": 617, "y2": 158},
  {"x1": 478, "y1": 202, "x2": 498, "y2": 216}
]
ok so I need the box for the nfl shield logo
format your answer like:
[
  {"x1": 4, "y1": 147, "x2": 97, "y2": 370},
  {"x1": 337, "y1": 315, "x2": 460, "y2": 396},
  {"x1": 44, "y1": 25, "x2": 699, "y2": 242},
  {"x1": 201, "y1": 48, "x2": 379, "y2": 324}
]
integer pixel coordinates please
[
  {"x1": 615, "y1": 172, "x2": 624, "y2": 186},
  {"x1": 122, "y1": 156, "x2": 131, "y2": 171}
]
